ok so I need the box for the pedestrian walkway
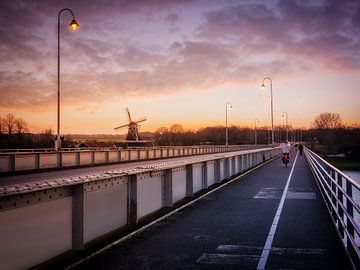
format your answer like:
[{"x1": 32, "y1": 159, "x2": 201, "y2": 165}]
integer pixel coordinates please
[{"x1": 73, "y1": 151, "x2": 352, "y2": 270}]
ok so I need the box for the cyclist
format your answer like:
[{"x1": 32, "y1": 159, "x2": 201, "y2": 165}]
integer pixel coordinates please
[{"x1": 280, "y1": 140, "x2": 290, "y2": 164}]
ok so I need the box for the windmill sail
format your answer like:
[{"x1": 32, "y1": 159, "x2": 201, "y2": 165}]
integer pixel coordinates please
[{"x1": 114, "y1": 107, "x2": 147, "y2": 141}]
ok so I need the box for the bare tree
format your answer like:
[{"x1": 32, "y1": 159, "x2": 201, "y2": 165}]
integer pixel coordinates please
[
  {"x1": 313, "y1": 112, "x2": 343, "y2": 129},
  {"x1": 14, "y1": 118, "x2": 28, "y2": 139},
  {"x1": 169, "y1": 124, "x2": 184, "y2": 133},
  {"x1": 0, "y1": 116, "x2": 4, "y2": 135},
  {"x1": 4, "y1": 113, "x2": 15, "y2": 141}
]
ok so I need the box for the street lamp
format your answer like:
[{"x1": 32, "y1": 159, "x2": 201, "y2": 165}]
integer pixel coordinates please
[
  {"x1": 254, "y1": 119, "x2": 259, "y2": 145},
  {"x1": 55, "y1": 8, "x2": 79, "y2": 151},
  {"x1": 282, "y1": 112, "x2": 288, "y2": 141},
  {"x1": 260, "y1": 77, "x2": 274, "y2": 144},
  {"x1": 225, "y1": 101, "x2": 232, "y2": 146}
]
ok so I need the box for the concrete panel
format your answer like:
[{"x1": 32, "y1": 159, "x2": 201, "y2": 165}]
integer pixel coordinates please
[
  {"x1": 39, "y1": 153, "x2": 57, "y2": 169},
  {"x1": 0, "y1": 198, "x2": 72, "y2": 270},
  {"x1": 129, "y1": 150, "x2": 139, "y2": 161},
  {"x1": 148, "y1": 149, "x2": 155, "y2": 159},
  {"x1": 137, "y1": 176, "x2": 163, "y2": 219},
  {"x1": 162, "y1": 149, "x2": 168, "y2": 158},
  {"x1": 84, "y1": 185, "x2": 127, "y2": 243},
  {"x1": 193, "y1": 163, "x2": 203, "y2": 193},
  {"x1": 120, "y1": 150, "x2": 129, "y2": 161},
  {"x1": 0, "y1": 155, "x2": 12, "y2": 172},
  {"x1": 172, "y1": 168, "x2": 187, "y2": 203},
  {"x1": 207, "y1": 161, "x2": 215, "y2": 186},
  {"x1": 168, "y1": 149, "x2": 174, "y2": 157},
  {"x1": 139, "y1": 150, "x2": 147, "y2": 160},
  {"x1": 155, "y1": 149, "x2": 161, "y2": 158},
  {"x1": 15, "y1": 154, "x2": 37, "y2": 171},
  {"x1": 108, "y1": 151, "x2": 119, "y2": 162},
  {"x1": 62, "y1": 152, "x2": 77, "y2": 167},
  {"x1": 94, "y1": 151, "x2": 107, "y2": 164},
  {"x1": 79, "y1": 152, "x2": 92, "y2": 165}
]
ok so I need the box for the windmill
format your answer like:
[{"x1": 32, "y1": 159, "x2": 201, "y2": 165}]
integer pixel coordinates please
[{"x1": 114, "y1": 107, "x2": 147, "y2": 141}]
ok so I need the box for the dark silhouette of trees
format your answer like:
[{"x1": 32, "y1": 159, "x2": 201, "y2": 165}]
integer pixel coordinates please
[{"x1": 313, "y1": 112, "x2": 343, "y2": 129}]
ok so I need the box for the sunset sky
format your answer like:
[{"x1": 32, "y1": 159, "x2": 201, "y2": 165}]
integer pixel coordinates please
[{"x1": 1, "y1": 0, "x2": 359, "y2": 134}]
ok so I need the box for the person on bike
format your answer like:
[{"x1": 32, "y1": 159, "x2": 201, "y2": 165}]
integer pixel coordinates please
[{"x1": 280, "y1": 140, "x2": 290, "y2": 164}]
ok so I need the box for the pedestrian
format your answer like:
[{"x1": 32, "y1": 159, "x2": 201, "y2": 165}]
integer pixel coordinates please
[{"x1": 298, "y1": 144, "x2": 304, "y2": 156}]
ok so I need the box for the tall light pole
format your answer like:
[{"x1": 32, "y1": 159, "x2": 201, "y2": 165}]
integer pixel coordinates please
[
  {"x1": 261, "y1": 77, "x2": 274, "y2": 144},
  {"x1": 55, "y1": 8, "x2": 79, "y2": 151},
  {"x1": 282, "y1": 112, "x2": 288, "y2": 141},
  {"x1": 225, "y1": 101, "x2": 232, "y2": 146},
  {"x1": 254, "y1": 119, "x2": 259, "y2": 145}
]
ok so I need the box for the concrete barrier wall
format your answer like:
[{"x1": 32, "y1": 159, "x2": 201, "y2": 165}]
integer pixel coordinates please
[
  {"x1": 1, "y1": 197, "x2": 72, "y2": 270},
  {"x1": 0, "y1": 147, "x2": 280, "y2": 270}
]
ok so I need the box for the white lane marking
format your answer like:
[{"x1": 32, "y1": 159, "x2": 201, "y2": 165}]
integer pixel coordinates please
[{"x1": 256, "y1": 151, "x2": 299, "y2": 270}]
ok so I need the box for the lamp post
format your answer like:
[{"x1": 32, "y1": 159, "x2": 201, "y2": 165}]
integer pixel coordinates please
[
  {"x1": 282, "y1": 112, "x2": 288, "y2": 141},
  {"x1": 254, "y1": 119, "x2": 259, "y2": 145},
  {"x1": 260, "y1": 77, "x2": 274, "y2": 144},
  {"x1": 55, "y1": 8, "x2": 79, "y2": 151},
  {"x1": 225, "y1": 101, "x2": 232, "y2": 146}
]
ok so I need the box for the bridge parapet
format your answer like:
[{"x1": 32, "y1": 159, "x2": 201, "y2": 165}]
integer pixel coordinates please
[
  {"x1": 305, "y1": 148, "x2": 360, "y2": 269},
  {"x1": 0, "y1": 145, "x2": 268, "y2": 175},
  {"x1": 0, "y1": 147, "x2": 279, "y2": 270}
]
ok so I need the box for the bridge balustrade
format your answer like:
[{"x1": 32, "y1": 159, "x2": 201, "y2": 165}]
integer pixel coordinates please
[
  {"x1": 0, "y1": 147, "x2": 279, "y2": 270},
  {"x1": 305, "y1": 148, "x2": 360, "y2": 269},
  {"x1": 0, "y1": 145, "x2": 268, "y2": 174}
]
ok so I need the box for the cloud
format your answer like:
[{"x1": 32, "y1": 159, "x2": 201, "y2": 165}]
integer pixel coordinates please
[
  {"x1": 198, "y1": 0, "x2": 360, "y2": 70},
  {"x1": 1, "y1": 0, "x2": 359, "y2": 114}
]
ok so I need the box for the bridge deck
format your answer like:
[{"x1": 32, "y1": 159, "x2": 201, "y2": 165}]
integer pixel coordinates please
[{"x1": 72, "y1": 151, "x2": 351, "y2": 270}]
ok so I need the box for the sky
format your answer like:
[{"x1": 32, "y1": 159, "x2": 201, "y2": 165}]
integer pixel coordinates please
[{"x1": 0, "y1": 0, "x2": 359, "y2": 134}]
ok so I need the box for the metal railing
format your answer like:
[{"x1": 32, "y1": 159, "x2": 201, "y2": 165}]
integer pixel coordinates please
[{"x1": 305, "y1": 147, "x2": 360, "y2": 269}]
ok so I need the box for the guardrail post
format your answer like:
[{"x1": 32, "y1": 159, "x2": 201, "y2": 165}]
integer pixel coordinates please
[
  {"x1": 336, "y1": 172, "x2": 345, "y2": 238},
  {"x1": 345, "y1": 179, "x2": 354, "y2": 239},
  {"x1": 91, "y1": 151, "x2": 95, "y2": 164},
  {"x1": 238, "y1": 155, "x2": 243, "y2": 173},
  {"x1": 128, "y1": 174, "x2": 138, "y2": 226},
  {"x1": 330, "y1": 169, "x2": 337, "y2": 221},
  {"x1": 35, "y1": 153, "x2": 40, "y2": 169},
  {"x1": 186, "y1": 164, "x2": 193, "y2": 197},
  {"x1": 202, "y1": 161, "x2": 208, "y2": 189},
  {"x1": 106, "y1": 151, "x2": 110, "y2": 163},
  {"x1": 11, "y1": 154, "x2": 16, "y2": 172},
  {"x1": 214, "y1": 159, "x2": 221, "y2": 183},
  {"x1": 58, "y1": 152, "x2": 63, "y2": 168},
  {"x1": 163, "y1": 169, "x2": 173, "y2": 207},
  {"x1": 224, "y1": 158, "x2": 229, "y2": 179},
  {"x1": 72, "y1": 184, "x2": 84, "y2": 250},
  {"x1": 76, "y1": 152, "x2": 80, "y2": 166},
  {"x1": 231, "y1": 157, "x2": 236, "y2": 176}
]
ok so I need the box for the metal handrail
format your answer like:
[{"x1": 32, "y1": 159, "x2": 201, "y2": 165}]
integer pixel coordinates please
[{"x1": 305, "y1": 147, "x2": 360, "y2": 268}]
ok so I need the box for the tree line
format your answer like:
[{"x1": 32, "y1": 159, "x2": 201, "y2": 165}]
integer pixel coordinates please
[
  {"x1": 1, "y1": 112, "x2": 359, "y2": 159},
  {"x1": 0, "y1": 114, "x2": 54, "y2": 149}
]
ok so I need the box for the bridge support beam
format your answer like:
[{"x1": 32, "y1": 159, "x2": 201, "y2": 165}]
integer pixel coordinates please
[
  {"x1": 186, "y1": 164, "x2": 194, "y2": 197},
  {"x1": 214, "y1": 159, "x2": 221, "y2": 183},
  {"x1": 127, "y1": 174, "x2": 138, "y2": 226},
  {"x1": 163, "y1": 169, "x2": 173, "y2": 207},
  {"x1": 202, "y1": 161, "x2": 208, "y2": 189},
  {"x1": 72, "y1": 184, "x2": 84, "y2": 250}
]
